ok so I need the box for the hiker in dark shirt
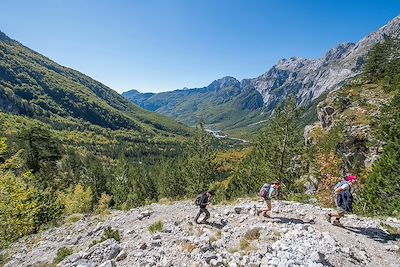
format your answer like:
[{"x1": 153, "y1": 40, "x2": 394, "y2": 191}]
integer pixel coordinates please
[{"x1": 194, "y1": 191, "x2": 214, "y2": 224}]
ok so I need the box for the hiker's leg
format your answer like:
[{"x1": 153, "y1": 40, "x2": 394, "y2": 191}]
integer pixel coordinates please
[
  {"x1": 262, "y1": 200, "x2": 272, "y2": 217},
  {"x1": 325, "y1": 211, "x2": 332, "y2": 223},
  {"x1": 194, "y1": 209, "x2": 203, "y2": 224},
  {"x1": 331, "y1": 207, "x2": 344, "y2": 224},
  {"x1": 204, "y1": 208, "x2": 210, "y2": 222}
]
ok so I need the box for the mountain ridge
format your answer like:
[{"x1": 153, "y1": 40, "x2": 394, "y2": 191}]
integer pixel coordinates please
[{"x1": 123, "y1": 15, "x2": 400, "y2": 136}]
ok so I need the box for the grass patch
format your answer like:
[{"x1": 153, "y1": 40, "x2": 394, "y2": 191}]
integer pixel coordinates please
[
  {"x1": 89, "y1": 226, "x2": 121, "y2": 248},
  {"x1": 148, "y1": 220, "x2": 164, "y2": 234},
  {"x1": 210, "y1": 230, "x2": 222, "y2": 243},
  {"x1": 52, "y1": 247, "x2": 73, "y2": 265},
  {"x1": 381, "y1": 223, "x2": 400, "y2": 237},
  {"x1": 287, "y1": 193, "x2": 312, "y2": 204},
  {"x1": 239, "y1": 238, "x2": 250, "y2": 250},
  {"x1": 268, "y1": 231, "x2": 282, "y2": 242},
  {"x1": 179, "y1": 241, "x2": 196, "y2": 253},
  {"x1": 0, "y1": 253, "x2": 9, "y2": 267},
  {"x1": 244, "y1": 228, "x2": 261, "y2": 240},
  {"x1": 65, "y1": 214, "x2": 84, "y2": 224},
  {"x1": 237, "y1": 227, "x2": 261, "y2": 252}
]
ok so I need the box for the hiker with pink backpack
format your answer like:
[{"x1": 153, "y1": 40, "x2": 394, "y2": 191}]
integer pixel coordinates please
[
  {"x1": 257, "y1": 181, "x2": 281, "y2": 217},
  {"x1": 326, "y1": 175, "x2": 357, "y2": 226}
]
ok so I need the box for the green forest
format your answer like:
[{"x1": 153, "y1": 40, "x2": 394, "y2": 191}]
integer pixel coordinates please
[{"x1": 0, "y1": 32, "x2": 399, "y2": 249}]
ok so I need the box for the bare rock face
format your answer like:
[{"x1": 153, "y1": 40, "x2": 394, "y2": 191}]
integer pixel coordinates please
[{"x1": 251, "y1": 15, "x2": 400, "y2": 111}]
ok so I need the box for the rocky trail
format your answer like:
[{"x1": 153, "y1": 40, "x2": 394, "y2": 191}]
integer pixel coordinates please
[{"x1": 2, "y1": 200, "x2": 399, "y2": 267}]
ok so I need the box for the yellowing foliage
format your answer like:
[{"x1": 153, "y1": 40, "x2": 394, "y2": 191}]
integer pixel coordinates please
[
  {"x1": 315, "y1": 150, "x2": 343, "y2": 206},
  {"x1": 214, "y1": 149, "x2": 248, "y2": 173},
  {"x1": 0, "y1": 138, "x2": 40, "y2": 248},
  {"x1": 59, "y1": 184, "x2": 93, "y2": 215},
  {"x1": 95, "y1": 192, "x2": 112, "y2": 215}
]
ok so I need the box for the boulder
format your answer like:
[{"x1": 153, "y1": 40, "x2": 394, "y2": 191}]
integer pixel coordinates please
[
  {"x1": 310, "y1": 251, "x2": 325, "y2": 263},
  {"x1": 115, "y1": 250, "x2": 127, "y2": 261},
  {"x1": 85, "y1": 239, "x2": 121, "y2": 263}
]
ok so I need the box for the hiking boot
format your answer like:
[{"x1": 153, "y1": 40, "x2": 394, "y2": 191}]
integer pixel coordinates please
[
  {"x1": 332, "y1": 220, "x2": 343, "y2": 227},
  {"x1": 325, "y1": 213, "x2": 332, "y2": 223},
  {"x1": 262, "y1": 212, "x2": 270, "y2": 218},
  {"x1": 256, "y1": 210, "x2": 262, "y2": 216}
]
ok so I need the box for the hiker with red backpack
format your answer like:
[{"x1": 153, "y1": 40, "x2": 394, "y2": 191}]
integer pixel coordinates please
[
  {"x1": 326, "y1": 175, "x2": 357, "y2": 226},
  {"x1": 194, "y1": 190, "x2": 214, "y2": 224},
  {"x1": 257, "y1": 181, "x2": 281, "y2": 217}
]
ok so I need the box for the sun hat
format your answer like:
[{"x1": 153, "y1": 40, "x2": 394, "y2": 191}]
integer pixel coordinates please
[{"x1": 346, "y1": 175, "x2": 357, "y2": 183}]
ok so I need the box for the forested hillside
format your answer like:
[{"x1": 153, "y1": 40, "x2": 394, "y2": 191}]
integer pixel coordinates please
[{"x1": 0, "y1": 30, "x2": 189, "y2": 135}]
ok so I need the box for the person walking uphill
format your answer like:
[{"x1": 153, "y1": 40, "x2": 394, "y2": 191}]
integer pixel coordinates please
[
  {"x1": 257, "y1": 181, "x2": 281, "y2": 217},
  {"x1": 194, "y1": 191, "x2": 214, "y2": 224},
  {"x1": 326, "y1": 175, "x2": 357, "y2": 226}
]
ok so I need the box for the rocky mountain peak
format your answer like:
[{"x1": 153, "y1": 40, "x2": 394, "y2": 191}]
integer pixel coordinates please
[
  {"x1": 252, "y1": 15, "x2": 400, "y2": 108},
  {"x1": 323, "y1": 42, "x2": 355, "y2": 63},
  {"x1": 275, "y1": 57, "x2": 312, "y2": 70},
  {"x1": 208, "y1": 76, "x2": 240, "y2": 91}
]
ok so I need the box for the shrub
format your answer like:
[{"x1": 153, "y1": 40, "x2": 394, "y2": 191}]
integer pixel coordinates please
[
  {"x1": 95, "y1": 192, "x2": 112, "y2": 215},
  {"x1": 148, "y1": 220, "x2": 163, "y2": 233},
  {"x1": 53, "y1": 247, "x2": 73, "y2": 265},
  {"x1": 59, "y1": 184, "x2": 93, "y2": 215},
  {"x1": 65, "y1": 214, "x2": 84, "y2": 224},
  {"x1": 0, "y1": 171, "x2": 40, "y2": 248}
]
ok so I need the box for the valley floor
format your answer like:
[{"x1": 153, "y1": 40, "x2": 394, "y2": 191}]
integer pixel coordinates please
[{"x1": 2, "y1": 200, "x2": 400, "y2": 267}]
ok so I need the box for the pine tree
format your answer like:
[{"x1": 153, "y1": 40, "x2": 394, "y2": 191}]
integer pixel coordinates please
[
  {"x1": 183, "y1": 120, "x2": 218, "y2": 196},
  {"x1": 227, "y1": 98, "x2": 306, "y2": 197}
]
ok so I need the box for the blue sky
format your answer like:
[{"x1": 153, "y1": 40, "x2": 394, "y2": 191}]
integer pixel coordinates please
[{"x1": 1, "y1": 0, "x2": 399, "y2": 93}]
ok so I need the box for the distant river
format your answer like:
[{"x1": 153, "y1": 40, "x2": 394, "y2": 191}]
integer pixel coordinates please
[{"x1": 205, "y1": 129, "x2": 248, "y2": 143}]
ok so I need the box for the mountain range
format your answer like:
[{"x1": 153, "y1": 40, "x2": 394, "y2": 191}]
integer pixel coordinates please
[{"x1": 123, "y1": 15, "x2": 400, "y2": 138}]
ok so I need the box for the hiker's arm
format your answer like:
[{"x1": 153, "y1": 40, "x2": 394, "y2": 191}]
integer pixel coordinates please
[
  {"x1": 335, "y1": 183, "x2": 349, "y2": 194},
  {"x1": 335, "y1": 187, "x2": 344, "y2": 194}
]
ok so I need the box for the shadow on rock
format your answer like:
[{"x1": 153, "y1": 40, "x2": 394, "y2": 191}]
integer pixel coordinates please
[
  {"x1": 345, "y1": 226, "x2": 399, "y2": 244},
  {"x1": 271, "y1": 216, "x2": 309, "y2": 225},
  {"x1": 205, "y1": 220, "x2": 228, "y2": 230}
]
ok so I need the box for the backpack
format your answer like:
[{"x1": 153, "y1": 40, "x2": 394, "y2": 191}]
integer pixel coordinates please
[
  {"x1": 195, "y1": 193, "x2": 204, "y2": 206},
  {"x1": 259, "y1": 184, "x2": 271, "y2": 199}
]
